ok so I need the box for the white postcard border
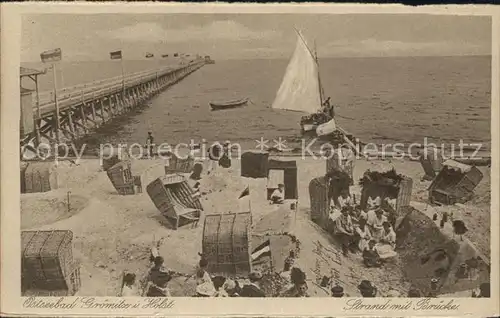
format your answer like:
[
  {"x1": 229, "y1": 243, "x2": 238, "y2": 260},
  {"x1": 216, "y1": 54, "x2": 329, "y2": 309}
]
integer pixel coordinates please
[{"x1": 1, "y1": 3, "x2": 499, "y2": 317}]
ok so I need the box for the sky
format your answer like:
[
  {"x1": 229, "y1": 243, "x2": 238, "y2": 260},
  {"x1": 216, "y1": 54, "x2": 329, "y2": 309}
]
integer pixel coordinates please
[{"x1": 21, "y1": 14, "x2": 492, "y2": 62}]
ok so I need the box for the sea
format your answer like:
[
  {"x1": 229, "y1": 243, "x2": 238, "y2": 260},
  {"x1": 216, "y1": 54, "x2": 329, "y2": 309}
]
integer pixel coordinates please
[{"x1": 22, "y1": 56, "x2": 492, "y2": 154}]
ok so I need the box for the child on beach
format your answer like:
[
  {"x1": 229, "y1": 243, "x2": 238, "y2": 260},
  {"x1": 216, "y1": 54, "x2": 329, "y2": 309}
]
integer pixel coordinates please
[
  {"x1": 355, "y1": 218, "x2": 372, "y2": 251},
  {"x1": 375, "y1": 221, "x2": 398, "y2": 260},
  {"x1": 366, "y1": 208, "x2": 387, "y2": 241},
  {"x1": 362, "y1": 240, "x2": 382, "y2": 268},
  {"x1": 120, "y1": 273, "x2": 139, "y2": 296}
]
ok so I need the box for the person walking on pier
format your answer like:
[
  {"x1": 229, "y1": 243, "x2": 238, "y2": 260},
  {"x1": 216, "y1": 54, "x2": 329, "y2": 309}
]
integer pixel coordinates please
[{"x1": 146, "y1": 131, "x2": 154, "y2": 158}]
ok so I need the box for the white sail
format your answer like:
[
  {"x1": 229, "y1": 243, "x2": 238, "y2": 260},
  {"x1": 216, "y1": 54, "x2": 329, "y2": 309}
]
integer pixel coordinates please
[{"x1": 271, "y1": 33, "x2": 322, "y2": 114}]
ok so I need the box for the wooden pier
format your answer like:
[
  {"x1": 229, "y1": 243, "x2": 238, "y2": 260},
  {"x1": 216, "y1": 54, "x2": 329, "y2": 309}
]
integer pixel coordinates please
[{"x1": 20, "y1": 59, "x2": 206, "y2": 148}]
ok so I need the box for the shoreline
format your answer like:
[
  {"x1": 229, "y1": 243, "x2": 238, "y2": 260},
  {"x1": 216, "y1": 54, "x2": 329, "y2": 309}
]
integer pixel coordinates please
[{"x1": 20, "y1": 150, "x2": 492, "y2": 166}]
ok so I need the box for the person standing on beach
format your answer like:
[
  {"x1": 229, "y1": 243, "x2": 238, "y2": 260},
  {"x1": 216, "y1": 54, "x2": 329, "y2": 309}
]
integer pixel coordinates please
[
  {"x1": 146, "y1": 131, "x2": 154, "y2": 158},
  {"x1": 207, "y1": 142, "x2": 223, "y2": 174}
]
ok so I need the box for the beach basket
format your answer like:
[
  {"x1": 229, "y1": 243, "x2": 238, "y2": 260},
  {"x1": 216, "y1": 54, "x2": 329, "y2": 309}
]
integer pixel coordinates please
[
  {"x1": 267, "y1": 159, "x2": 298, "y2": 200},
  {"x1": 20, "y1": 162, "x2": 29, "y2": 193},
  {"x1": 165, "y1": 153, "x2": 195, "y2": 174},
  {"x1": 21, "y1": 230, "x2": 80, "y2": 295},
  {"x1": 106, "y1": 160, "x2": 136, "y2": 195},
  {"x1": 309, "y1": 176, "x2": 330, "y2": 230},
  {"x1": 241, "y1": 151, "x2": 269, "y2": 178},
  {"x1": 428, "y1": 159, "x2": 483, "y2": 205},
  {"x1": 102, "y1": 156, "x2": 121, "y2": 172},
  {"x1": 147, "y1": 174, "x2": 203, "y2": 229},
  {"x1": 360, "y1": 171, "x2": 413, "y2": 217},
  {"x1": 202, "y1": 212, "x2": 252, "y2": 276},
  {"x1": 23, "y1": 161, "x2": 59, "y2": 193}
]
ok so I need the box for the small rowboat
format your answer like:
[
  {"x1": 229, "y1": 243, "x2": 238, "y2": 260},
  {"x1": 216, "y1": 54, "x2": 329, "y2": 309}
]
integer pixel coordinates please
[{"x1": 209, "y1": 98, "x2": 248, "y2": 111}]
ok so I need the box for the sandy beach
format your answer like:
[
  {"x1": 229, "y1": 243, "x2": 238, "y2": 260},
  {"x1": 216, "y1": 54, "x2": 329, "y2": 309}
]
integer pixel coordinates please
[{"x1": 20, "y1": 154, "x2": 491, "y2": 297}]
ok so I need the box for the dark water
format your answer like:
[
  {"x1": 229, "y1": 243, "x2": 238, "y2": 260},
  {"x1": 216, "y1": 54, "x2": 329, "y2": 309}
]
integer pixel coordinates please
[{"x1": 23, "y1": 56, "x2": 491, "y2": 152}]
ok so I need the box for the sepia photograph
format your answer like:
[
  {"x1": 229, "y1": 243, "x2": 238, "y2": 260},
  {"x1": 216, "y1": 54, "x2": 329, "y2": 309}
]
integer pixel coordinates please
[{"x1": 9, "y1": 6, "x2": 496, "y2": 310}]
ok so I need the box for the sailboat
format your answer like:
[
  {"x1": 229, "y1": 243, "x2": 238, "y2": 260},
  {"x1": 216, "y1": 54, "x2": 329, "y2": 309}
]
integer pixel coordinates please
[{"x1": 271, "y1": 29, "x2": 340, "y2": 138}]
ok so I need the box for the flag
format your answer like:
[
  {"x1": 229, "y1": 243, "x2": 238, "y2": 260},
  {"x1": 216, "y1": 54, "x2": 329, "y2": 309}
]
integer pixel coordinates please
[
  {"x1": 40, "y1": 48, "x2": 62, "y2": 63},
  {"x1": 316, "y1": 118, "x2": 337, "y2": 136},
  {"x1": 110, "y1": 50, "x2": 122, "y2": 60},
  {"x1": 251, "y1": 239, "x2": 271, "y2": 261},
  {"x1": 238, "y1": 185, "x2": 250, "y2": 199},
  {"x1": 146, "y1": 53, "x2": 154, "y2": 58}
]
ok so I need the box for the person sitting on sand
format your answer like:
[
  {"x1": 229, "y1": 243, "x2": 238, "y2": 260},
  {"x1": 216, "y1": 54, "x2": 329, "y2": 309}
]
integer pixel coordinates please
[
  {"x1": 192, "y1": 182, "x2": 201, "y2": 199},
  {"x1": 120, "y1": 273, "x2": 138, "y2": 297},
  {"x1": 367, "y1": 195, "x2": 382, "y2": 211},
  {"x1": 355, "y1": 217, "x2": 372, "y2": 251},
  {"x1": 281, "y1": 268, "x2": 309, "y2": 297},
  {"x1": 148, "y1": 256, "x2": 168, "y2": 283},
  {"x1": 282, "y1": 280, "x2": 310, "y2": 298},
  {"x1": 196, "y1": 258, "x2": 213, "y2": 286},
  {"x1": 362, "y1": 240, "x2": 382, "y2": 268},
  {"x1": 375, "y1": 222, "x2": 398, "y2": 260},
  {"x1": 472, "y1": 282, "x2": 490, "y2": 298},
  {"x1": 211, "y1": 275, "x2": 226, "y2": 294},
  {"x1": 270, "y1": 184, "x2": 285, "y2": 204},
  {"x1": 337, "y1": 188, "x2": 353, "y2": 209},
  {"x1": 240, "y1": 271, "x2": 266, "y2": 297},
  {"x1": 358, "y1": 280, "x2": 378, "y2": 297},
  {"x1": 331, "y1": 285, "x2": 345, "y2": 297},
  {"x1": 366, "y1": 208, "x2": 387, "y2": 241},
  {"x1": 217, "y1": 279, "x2": 240, "y2": 297},
  {"x1": 350, "y1": 205, "x2": 367, "y2": 224},
  {"x1": 145, "y1": 271, "x2": 172, "y2": 297},
  {"x1": 334, "y1": 206, "x2": 356, "y2": 256},
  {"x1": 195, "y1": 281, "x2": 216, "y2": 297}
]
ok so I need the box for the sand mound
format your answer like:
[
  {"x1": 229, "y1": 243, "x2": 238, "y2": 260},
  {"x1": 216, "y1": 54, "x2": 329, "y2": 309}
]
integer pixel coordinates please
[
  {"x1": 54, "y1": 160, "x2": 103, "y2": 190},
  {"x1": 21, "y1": 190, "x2": 89, "y2": 229},
  {"x1": 253, "y1": 205, "x2": 293, "y2": 235},
  {"x1": 291, "y1": 213, "x2": 410, "y2": 297},
  {"x1": 396, "y1": 207, "x2": 461, "y2": 294}
]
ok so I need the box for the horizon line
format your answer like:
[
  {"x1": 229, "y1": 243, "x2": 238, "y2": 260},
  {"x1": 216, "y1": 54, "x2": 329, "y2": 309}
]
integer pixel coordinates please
[{"x1": 21, "y1": 54, "x2": 492, "y2": 64}]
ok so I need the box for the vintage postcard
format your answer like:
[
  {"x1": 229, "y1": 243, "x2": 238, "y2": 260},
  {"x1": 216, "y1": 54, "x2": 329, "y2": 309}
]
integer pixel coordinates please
[{"x1": 1, "y1": 2, "x2": 499, "y2": 317}]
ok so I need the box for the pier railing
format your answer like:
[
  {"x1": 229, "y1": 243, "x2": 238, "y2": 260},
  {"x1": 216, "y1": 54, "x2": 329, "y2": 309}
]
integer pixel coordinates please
[
  {"x1": 22, "y1": 59, "x2": 206, "y2": 147},
  {"x1": 34, "y1": 63, "x2": 200, "y2": 117}
]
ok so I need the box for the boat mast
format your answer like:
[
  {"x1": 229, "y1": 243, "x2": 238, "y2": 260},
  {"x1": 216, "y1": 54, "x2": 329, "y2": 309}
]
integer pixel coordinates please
[{"x1": 314, "y1": 40, "x2": 324, "y2": 104}]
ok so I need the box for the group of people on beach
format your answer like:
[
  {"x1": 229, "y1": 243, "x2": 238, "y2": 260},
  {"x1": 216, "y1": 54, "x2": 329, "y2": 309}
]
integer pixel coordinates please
[
  {"x1": 120, "y1": 252, "x2": 491, "y2": 298},
  {"x1": 328, "y1": 180, "x2": 398, "y2": 268}
]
